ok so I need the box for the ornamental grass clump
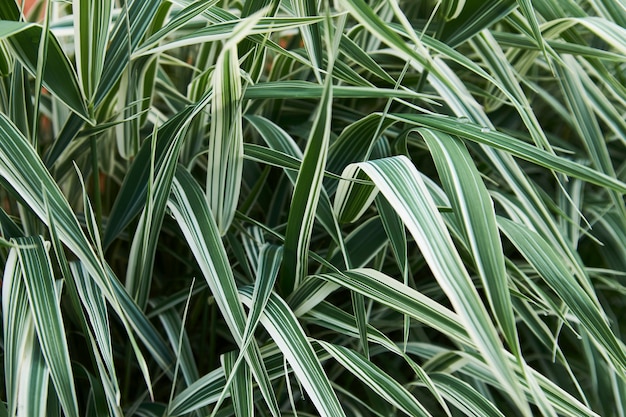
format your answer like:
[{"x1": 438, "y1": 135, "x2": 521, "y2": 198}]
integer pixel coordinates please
[{"x1": 0, "y1": 0, "x2": 625, "y2": 416}]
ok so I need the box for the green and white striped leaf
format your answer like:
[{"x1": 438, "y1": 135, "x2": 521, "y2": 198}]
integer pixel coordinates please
[
  {"x1": 515, "y1": 0, "x2": 553, "y2": 68},
  {"x1": 133, "y1": 16, "x2": 324, "y2": 58},
  {"x1": 471, "y1": 30, "x2": 552, "y2": 152},
  {"x1": 156, "y1": 300, "x2": 200, "y2": 388},
  {"x1": 242, "y1": 244, "x2": 282, "y2": 346},
  {"x1": 169, "y1": 167, "x2": 280, "y2": 416},
  {"x1": 281, "y1": 23, "x2": 337, "y2": 292},
  {"x1": 126, "y1": 124, "x2": 182, "y2": 308},
  {"x1": 239, "y1": 287, "x2": 347, "y2": 417},
  {"x1": 2, "y1": 23, "x2": 89, "y2": 121},
  {"x1": 138, "y1": 0, "x2": 220, "y2": 53},
  {"x1": 16, "y1": 332, "x2": 49, "y2": 417},
  {"x1": 499, "y1": 217, "x2": 626, "y2": 375},
  {"x1": 0, "y1": 1, "x2": 625, "y2": 415},
  {"x1": 168, "y1": 343, "x2": 330, "y2": 415},
  {"x1": 210, "y1": 244, "x2": 283, "y2": 413},
  {"x1": 542, "y1": 17, "x2": 626, "y2": 55},
  {"x1": 103, "y1": 106, "x2": 194, "y2": 249},
  {"x1": 305, "y1": 269, "x2": 471, "y2": 346},
  {"x1": 421, "y1": 129, "x2": 518, "y2": 356},
  {"x1": 245, "y1": 115, "x2": 345, "y2": 249},
  {"x1": 317, "y1": 341, "x2": 432, "y2": 417},
  {"x1": 437, "y1": 0, "x2": 516, "y2": 47},
  {"x1": 73, "y1": 0, "x2": 113, "y2": 103},
  {"x1": 206, "y1": 11, "x2": 263, "y2": 234},
  {"x1": 394, "y1": 114, "x2": 626, "y2": 194},
  {"x1": 14, "y1": 236, "x2": 79, "y2": 417},
  {"x1": 305, "y1": 301, "x2": 451, "y2": 416},
  {"x1": 43, "y1": 0, "x2": 164, "y2": 166},
  {"x1": 221, "y1": 351, "x2": 253, "y2": 417},
  {"x1": 427, "y1": 373, "x2": 506, "y2": 417},
  {"x1": 406, "y1": 345, "x2": 599, "y2": 417},
  {"x1": 335, "y1": 156, "x2": 530, "y2": 414},
  {"x1": 69, "y1": 262, "x2": 119, "y2": 397},
  {"x1": 441, "y1": 0, "x2": 466, "y2": 21},
  {"x1": 3, "y1": 246, "x2": 34, "y2": 417},
  {"x1": 245, "y1": 81, "x2": 436, "y2": 100},
  {"x1": 292, "y1": 0, "x2": 323, "y2": 81},
  {"x1": 0, "y1": 111, "x2": 172, "y2": 394}
]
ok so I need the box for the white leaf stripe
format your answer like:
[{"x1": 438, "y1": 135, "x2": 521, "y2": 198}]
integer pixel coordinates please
[
  {"x1": 293, "y1": 0, "x2": 323, "y2": 81},
  {"x1": 245, "y1": 115, "x2": 345, "y2": 249},
  {"x1": 157, "y1": 308, "x2": 200, "y2": 387},
  {"x1": 499, "y1": 217, "x2": 626, "y2": 374},
  {"x1": 210, "y1": 244, "x2": 282, "y2": 413},
  {"x1": 95, "y1": 0, "x2": 162, "y2": 105},
  {"x1": 4, "y1": 24, "x2": 90, "y2": 121},
  {"x1": 428, "y1": 373, "x2": 506, "y2": 417},
  {"x1": 206, "y1": 10, "x2": 265, "y2": 234},
  {"x1": 404, "y1": 344, "x2": 599, "y2": 417},
  {"x1": 169, "y1": 167, "x2": 281, "y2": 416},
  {"x1": 70, "y1": 262, "x2": 118, "y2": 392},
  {"x1": 207, "y1": 45, "x2": 243, "y2": 234},
  {"x1": 311, "y1": 269, "x2": 471, "y2": 346},
  {"x1": 281, "y1": 60, "x2": 334, "y2": 292},
  {"x1": 3, "y1": 247, "x2": 31, "y2": 416},
  {"x1": 137, "y1": 0, "x2": 220, "y2": 53},
  {"x1": 335, "y1": 156, "x2": 530, "y2": 414},
  {"x1": 0, "y1": 111, "x2": 175, "y2": 385},
  {"x1": 222, "y1": 351, "x2": 253, "y2": 417},
  {"x1": 421, "y1": 129, "x2": 519, "y2": 355},
  {"x1": 134, "y1": 16, "x2": 324, "y2": 57},
  {"x1": 317, "y1": 341, "x2": 432, "y2": 417},
  {"x1": 15, "y1": 236, "x2": 79, "y2": 417},
  {"x1": 20, "y1": 334, "x2": 49, "y2": 417},
  {"x1": 395, "y1": 113, "x2": 626, "y2": 194},
  {"x1": 239, "y1": 287, "x2": 347, "y2": 417},
  {"x1": 305, "y1": 301, "x2": 451, "y2": 415},
  {"x1": 169, "y1": 343, "x2": 330, "y2": 415},
  {"x1": 74, "y1": 0, "x2": 113, "y2": 101}
]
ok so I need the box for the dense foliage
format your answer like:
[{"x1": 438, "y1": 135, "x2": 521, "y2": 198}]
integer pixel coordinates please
[{"x1": 0, "y1": 0, "x2": 625, "y2": 416}]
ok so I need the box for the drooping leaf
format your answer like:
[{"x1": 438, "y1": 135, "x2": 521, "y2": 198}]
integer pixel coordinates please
[{"x1": 3, "y1": 23, "x2": 90, "y2": 121}]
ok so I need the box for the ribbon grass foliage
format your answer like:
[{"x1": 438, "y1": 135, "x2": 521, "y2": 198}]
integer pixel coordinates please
[{"x1": 0, "y1": 0, "x2": 625, "y2": 415}]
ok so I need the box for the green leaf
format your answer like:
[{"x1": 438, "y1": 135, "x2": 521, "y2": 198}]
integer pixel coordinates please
[
  {"x1": 239, "y1": 287, "x2": 347, "y2": 417},
  {"x1": 133, "y1": 16, "x2": 324, "y2": 57},
  {"x1": 293, "y1": 0, "x2": 323, "y2": 81},
  {"x1": 205, "y1": 15, "x2": 249, "y2": 234},
  {"x1": 126, "y1": 123, "x2": 184, "y2": 308},
  {"x1": 0, "y1": 111, "x2": 172, "y2": 391},
  {"x1": 210, "y1": 244, "x2": 283, "y2": 413},
  {"x1": 245, "y1": 80, "x2": 437, "y2": 100},
  {"x1": 221, "y1": 350, "x2": 253, "y2": 417},
  {"x1": 421, "y1": 129, "x2": 519, "y2": 356},
  {"x1": 499, "y1": 217, "x2": 626, "y2": 375},
  {"x1": 103, "y1": 106, "x2": 194, "y2": 249},
  {"x1": 335, "y1": 156, "x2": 531, "y2": 414},
  {"x1": 2, "y1": 22, "x2": 90, "y2": 121},
  {"x1": 437, "y1": 0, "x2": 516, "y2": 47},
  {"x1": 14, "y1": 236, "x2": 79, "y2": 417},
  {"x1": 69, "y1": 262, "x2": 118, "y2": 394},
  {"x1": 306, "y1": 301, "x2": 450, "y2": 415},
  {"x1": 43, "y1": 0, "x2": 164, "y2": 166},
  {"x1": 281, "y1": 36, "x2": 336, "y2": 292},
  {"x1": 168, "y1": 167, "x2": 280, "y2": 416},
  {"x1": 304, "y1": 269, "x2": 471, "y2": 346},
  {"x1": 73, "y1": 0, "x2": 113, "y2": 102},
  {"x1": 394, "y1": 114, "x2": 626, "y2": 194},
  {"x1": 3, "y1": 246, "x2": 33, "y2": 416},
  {"x1": 428, "y1": 373, "x2": 506, "y2": 417},
  {"x1": 317, "y1": 341, "x2": 432, "y2": 417}
]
